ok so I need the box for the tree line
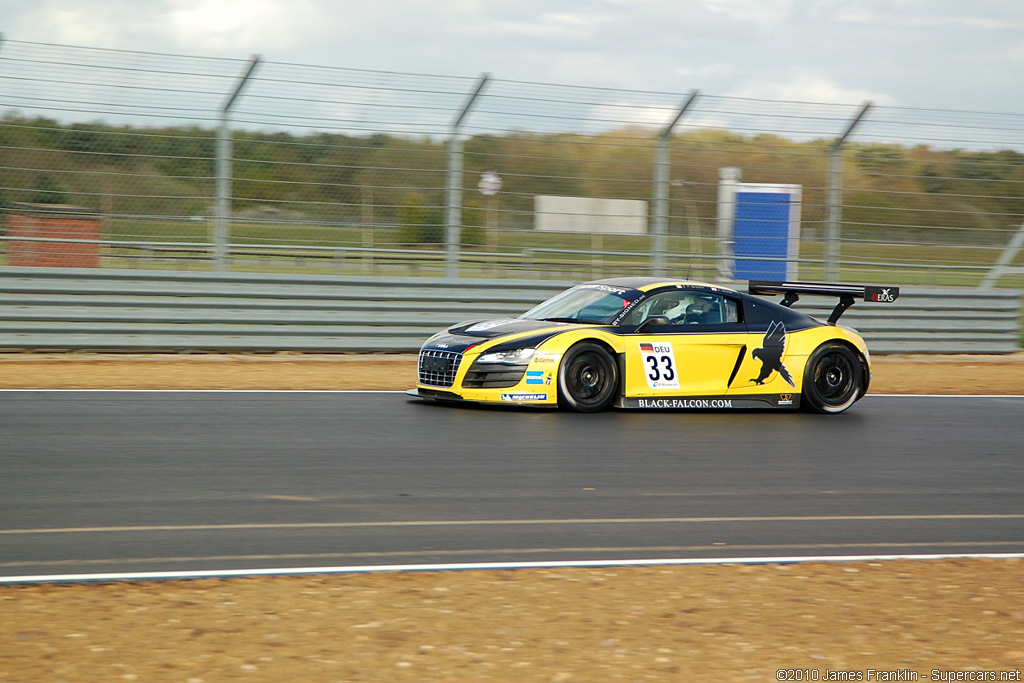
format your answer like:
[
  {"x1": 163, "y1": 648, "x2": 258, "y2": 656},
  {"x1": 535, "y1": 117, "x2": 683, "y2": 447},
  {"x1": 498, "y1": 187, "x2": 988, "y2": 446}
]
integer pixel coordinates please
[{"x1": 1, "y1": 112, "x2": 1021, "y2": 243}]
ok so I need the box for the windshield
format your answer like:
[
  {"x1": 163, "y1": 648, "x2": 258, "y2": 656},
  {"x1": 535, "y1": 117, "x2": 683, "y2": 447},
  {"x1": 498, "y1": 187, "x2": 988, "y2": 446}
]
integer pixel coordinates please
[{"x1": 520, "y1": 285, "x2": 640, "y2": 325}]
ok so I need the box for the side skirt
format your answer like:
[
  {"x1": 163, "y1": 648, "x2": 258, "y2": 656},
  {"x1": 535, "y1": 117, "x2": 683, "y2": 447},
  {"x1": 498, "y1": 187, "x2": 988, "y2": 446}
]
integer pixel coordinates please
[{"x1": 621, "y1": 394, "x2": 800, "y2": 410}]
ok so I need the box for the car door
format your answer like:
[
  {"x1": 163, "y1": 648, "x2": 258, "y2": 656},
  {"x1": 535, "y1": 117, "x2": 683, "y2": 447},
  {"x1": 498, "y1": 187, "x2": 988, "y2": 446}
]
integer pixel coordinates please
[
  {"x1": 622, "y1": 288, "x2": 748, "y2": 398},
  {"x1": 725, "y1": 295, "x2": 803, "y2": 397}
]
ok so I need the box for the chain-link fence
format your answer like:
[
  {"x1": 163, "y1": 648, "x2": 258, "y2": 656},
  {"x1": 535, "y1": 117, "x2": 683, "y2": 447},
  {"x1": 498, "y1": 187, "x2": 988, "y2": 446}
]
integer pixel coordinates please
[{"x1": 2, "y1": 38, "x2": 1023, "y2": 287}]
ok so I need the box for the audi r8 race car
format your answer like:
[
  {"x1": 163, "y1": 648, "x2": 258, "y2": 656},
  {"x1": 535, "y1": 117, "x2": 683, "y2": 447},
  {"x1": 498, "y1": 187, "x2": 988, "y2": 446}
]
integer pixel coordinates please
[{"x1": 409, "y1": 278, "x2": 899, "y2": 414}]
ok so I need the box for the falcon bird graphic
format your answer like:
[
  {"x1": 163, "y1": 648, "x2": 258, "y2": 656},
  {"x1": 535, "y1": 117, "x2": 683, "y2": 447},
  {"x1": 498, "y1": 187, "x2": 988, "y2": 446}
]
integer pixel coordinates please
[{"x1": 750, "y1": 321, "x2": 796, "y2": 387}]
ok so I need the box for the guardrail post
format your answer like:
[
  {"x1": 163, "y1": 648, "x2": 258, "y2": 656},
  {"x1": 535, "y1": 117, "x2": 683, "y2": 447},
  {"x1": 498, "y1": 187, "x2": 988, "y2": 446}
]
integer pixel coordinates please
[
  {"x1": 214, "y1": 56, "x2": 261, "y2": 273},
  {"x1": 653, "y1": 90, "x2": 699, "y2": 277},
  {"x1": 825, "y1": 101, "x2": 871, "y2": 282},
  {"x1": 445, "y1": 73, "x2": 490, "y2": 278}
]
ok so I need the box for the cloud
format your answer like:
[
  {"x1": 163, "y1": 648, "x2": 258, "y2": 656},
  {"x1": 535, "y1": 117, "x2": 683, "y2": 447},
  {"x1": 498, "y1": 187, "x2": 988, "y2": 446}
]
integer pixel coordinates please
[
  {"x1": 674, "y1": 64, "x2": 742, "y2": 81},
  {"x1": 585, "y1": 102, "x2": 679, "y2": 130},
  {"x1": 164, "y1": 0, "x2": 329, "y2": 54},
  {"x1": 729, "y1": 72, "x2": 896, "y2": 106},
  {"x1": 702, "y1": 0, "x2": 794, "y2": 23},
  {"x1": 3, "y1": 0, "x2": 329, "y2": 55},
  {"x1": 450, "y1": 10, "x2": 612, "y2": 42},
  {"x1": 1, "y1": 0, "x2": 1021, "y2": 115},
  {"x1": 9, "y1": 1, "x2": 154, "y2": 49},
  {"x1": 837, "y1": 9, "x2": 1019, "y2": 32}
]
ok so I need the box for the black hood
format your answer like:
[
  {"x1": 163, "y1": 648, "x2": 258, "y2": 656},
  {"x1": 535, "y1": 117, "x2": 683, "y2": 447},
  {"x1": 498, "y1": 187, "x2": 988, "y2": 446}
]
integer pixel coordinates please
[
  {"x1": 449, "y1": 318, "x2": 567, "y2": 338},
  {"x1": 421, "y1": 318, "x2": 575, "y2": 354}
]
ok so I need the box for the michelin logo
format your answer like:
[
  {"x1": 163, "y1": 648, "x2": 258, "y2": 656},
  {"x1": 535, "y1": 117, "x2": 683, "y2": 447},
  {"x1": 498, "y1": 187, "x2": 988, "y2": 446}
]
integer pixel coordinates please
[{"x1": 501, "y1": 393, "x2": 547, "y2": 401}]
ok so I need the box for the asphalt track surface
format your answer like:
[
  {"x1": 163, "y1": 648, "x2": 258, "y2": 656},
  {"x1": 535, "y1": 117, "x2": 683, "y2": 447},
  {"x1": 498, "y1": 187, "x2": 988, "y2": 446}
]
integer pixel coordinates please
[{"x1": 1, "y1": 391, "x2": 1023, "y2": 580}]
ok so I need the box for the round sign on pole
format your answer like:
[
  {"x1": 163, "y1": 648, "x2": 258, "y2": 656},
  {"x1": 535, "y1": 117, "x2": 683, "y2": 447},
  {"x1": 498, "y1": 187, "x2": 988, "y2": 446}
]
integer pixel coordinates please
[{"x1": 478, "y1": 171, "x2": 502, "y2": 196}]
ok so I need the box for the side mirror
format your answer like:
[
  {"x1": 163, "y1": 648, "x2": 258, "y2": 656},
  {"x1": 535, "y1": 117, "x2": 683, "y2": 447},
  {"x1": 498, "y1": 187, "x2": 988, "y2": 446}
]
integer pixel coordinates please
[{"x1": 636, "y1": 315, "x2": 671, "y2": 333}]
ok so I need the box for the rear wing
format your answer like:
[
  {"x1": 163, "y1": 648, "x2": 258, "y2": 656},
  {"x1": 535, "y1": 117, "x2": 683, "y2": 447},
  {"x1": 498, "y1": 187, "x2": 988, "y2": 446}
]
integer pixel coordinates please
[{"x1": 748, "y1": 281, "x2": 900, "y2": 325}]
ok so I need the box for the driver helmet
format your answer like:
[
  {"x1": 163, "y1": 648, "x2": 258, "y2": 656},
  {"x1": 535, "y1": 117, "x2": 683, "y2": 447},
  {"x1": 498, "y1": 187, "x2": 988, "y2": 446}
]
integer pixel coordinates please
[{"x1": 653, "y1": 292, "x2": 691, "y2": 320}]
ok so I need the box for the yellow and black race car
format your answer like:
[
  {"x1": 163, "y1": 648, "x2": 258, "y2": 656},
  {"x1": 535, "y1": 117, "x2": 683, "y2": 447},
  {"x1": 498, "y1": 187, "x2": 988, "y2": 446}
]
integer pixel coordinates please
[{"x1": 409, "y1": 278, "x2": 899, "y2": 414}]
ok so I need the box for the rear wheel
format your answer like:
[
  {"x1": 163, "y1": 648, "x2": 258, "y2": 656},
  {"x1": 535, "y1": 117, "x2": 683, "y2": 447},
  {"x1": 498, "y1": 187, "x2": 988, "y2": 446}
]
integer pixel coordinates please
[
  {"x1": 557, "y1": 342, "x2": 618, "y2": 412},
  {"x1": 802, "y1": 343, "x2": 864, "y2": 414}
]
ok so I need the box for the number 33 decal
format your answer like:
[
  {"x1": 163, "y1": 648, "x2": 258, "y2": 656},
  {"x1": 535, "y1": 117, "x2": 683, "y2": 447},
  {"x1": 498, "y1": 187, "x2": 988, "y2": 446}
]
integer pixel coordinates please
[
  {"x1": 646, "y1": 354, "x2": 675, "y2": 382},
  {"x1": 639, "y1": 343, "x2": 681, "y2": 389}
]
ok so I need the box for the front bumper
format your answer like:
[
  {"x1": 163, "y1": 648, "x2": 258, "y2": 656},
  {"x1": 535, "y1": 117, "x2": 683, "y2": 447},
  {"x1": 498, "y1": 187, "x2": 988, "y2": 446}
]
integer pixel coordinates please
[
  {"x1": 408, "y1": 386, "x2": 556, "y2": 407},
  {"x1": 414, "y1": 347, "x2": 557, "y2": 406}
]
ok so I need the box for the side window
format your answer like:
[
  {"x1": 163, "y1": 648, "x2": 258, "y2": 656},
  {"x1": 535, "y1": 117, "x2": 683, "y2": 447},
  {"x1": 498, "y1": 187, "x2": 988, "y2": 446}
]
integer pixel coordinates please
[
  {"x1": 679, "y1": 293, "x2": 724, "y2": 325},
  {"x1": 723, "y1": 298, "x2": 739, "y2": 323},
  {"x1": 639, "y1": 290, "x2": 732, "y2": 326},
  {"x1": 642, "y1": 292, "x2": 688, "y2": 322}
]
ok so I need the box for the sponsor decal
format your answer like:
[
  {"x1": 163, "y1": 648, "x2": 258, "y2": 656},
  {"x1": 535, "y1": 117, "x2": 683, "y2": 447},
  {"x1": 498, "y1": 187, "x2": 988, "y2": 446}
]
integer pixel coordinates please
[
  {"x1": 531, "y1": 352, "x2": 558, "y2": 364},
  {"x1": 625, "y1": 395, "x2": 781, "y2": 409},
  {"x1": 465, "y1": 319, "x2": 520, "y2": 333},
  {"x1": 866, "y1": 286, "x2": 898, "y2": 303},
  {"x1": 639, "y1": 342, "x2": 680, "y2": 390},
  {"x1": 751, "y1": 321, "x2": 796, "y2": 387},
  {"x1": 525, "y1": 370, "x2": 551, "y2": 385},
  {"x1": 779, "y1": 393, "x2": 794, "y2": 406},
  {"x1": 637, "y1": 398, "x2": 735, "y2": 409},
  {"x1": 501, "y1": 393, "x2": 547, "y2": 401},
  {"x1": 579, "y1": 283, "x2": 630, "y2": 296},
  {"x1": 611, "y1": 293, "x2": 647, "y2": 325},
  {"x1": 424, "y1": 334, "x2": 478, "y2": 354}
]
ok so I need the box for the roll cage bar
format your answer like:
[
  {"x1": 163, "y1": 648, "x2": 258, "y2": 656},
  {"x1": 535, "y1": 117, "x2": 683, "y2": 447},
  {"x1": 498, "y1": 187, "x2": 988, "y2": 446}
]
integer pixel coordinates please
[{"x1": 748, "y1": 281, "x2": 900, "y2": 325}]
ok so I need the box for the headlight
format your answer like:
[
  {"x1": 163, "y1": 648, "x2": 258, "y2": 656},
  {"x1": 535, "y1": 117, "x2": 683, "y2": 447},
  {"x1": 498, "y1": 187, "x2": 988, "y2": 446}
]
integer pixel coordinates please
[{"x1": 476, "y1": 348, "x2": 536, "y2": 365}]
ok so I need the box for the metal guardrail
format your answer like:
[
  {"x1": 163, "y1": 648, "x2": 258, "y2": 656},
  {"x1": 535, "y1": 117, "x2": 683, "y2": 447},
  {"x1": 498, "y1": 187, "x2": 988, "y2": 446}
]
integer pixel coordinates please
[
  {"x1": 0, "y1": 267, "x2": 568, "y2": 352},
  {"x1": 796, "y1": 293, "x2": 1022, "y2": 354},
  {"x1": 0, "y1": 267, "x2": 1019, "y2": 354}
]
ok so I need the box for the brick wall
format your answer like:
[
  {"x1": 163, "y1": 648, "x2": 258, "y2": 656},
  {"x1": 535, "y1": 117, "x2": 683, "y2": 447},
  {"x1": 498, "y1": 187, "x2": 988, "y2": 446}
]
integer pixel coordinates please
[{"x1": 5, "y1": 204, "x2": 101, "y2": 268}]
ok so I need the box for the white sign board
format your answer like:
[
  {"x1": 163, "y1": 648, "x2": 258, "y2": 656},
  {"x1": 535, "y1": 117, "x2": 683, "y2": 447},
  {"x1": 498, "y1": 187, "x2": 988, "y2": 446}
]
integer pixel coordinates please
[{"x1": 534, "y1": 195, "x2": 647, "y2": 235}]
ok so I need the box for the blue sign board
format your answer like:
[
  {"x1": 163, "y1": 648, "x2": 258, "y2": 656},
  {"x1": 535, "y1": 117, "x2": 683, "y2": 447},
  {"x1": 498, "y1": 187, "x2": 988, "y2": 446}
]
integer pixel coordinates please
[{"x1": 730, "y1": 185, "x2": 801, "y2": 281}]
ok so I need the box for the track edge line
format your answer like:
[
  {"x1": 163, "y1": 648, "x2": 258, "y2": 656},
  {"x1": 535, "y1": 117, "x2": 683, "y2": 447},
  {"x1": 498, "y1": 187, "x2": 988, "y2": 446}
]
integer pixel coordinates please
[{"x1": 4, "y1": 552, "x2": 1024, "y2": 584}]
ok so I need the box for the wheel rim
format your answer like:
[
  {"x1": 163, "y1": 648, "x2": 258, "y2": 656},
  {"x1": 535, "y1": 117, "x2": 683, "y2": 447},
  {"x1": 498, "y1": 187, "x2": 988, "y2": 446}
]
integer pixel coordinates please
[
  {"x1": 566, "y1": 351, "x2": 613, "y2": 407},
  {"x1": 814, "y1": 351, "x2": 856, "y2": 404}
]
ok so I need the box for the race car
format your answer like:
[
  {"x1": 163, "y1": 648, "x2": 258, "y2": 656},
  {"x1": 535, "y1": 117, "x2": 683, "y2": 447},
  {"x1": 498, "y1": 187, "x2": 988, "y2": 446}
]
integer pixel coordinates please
[{"x1": 409, "y1": 277, "x2": 899, "y2": 414}]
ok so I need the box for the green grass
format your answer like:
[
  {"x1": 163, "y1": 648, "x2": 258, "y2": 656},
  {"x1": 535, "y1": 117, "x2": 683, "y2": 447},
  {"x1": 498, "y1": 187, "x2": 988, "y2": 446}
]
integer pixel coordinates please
[{"x1": 3, "y1": 217, "x2": 1023, "y2": 288}]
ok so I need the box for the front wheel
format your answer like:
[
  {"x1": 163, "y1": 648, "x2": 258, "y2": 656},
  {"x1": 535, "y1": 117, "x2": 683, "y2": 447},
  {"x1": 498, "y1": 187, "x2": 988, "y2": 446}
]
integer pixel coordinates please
[
  {"x1": 557, "y1": 342, "x2": 619, "y2": 412},
  {"x1": 802, "y1": 343, "x2": 864, "y2": 414}
]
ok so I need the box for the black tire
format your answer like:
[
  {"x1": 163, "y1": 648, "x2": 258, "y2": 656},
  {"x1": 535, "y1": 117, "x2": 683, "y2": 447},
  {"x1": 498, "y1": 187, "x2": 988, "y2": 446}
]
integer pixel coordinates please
[
  {"x1": 802, "y1": 343, "x2": 864, "y2": 414},
  {"x1": 557, "y1": 342, "x2": 619, "y2": 412}
]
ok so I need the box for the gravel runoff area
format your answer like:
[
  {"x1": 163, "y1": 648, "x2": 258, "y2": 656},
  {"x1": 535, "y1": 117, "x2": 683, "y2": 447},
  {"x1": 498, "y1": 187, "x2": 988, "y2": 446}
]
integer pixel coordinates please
[{"x1": 1, "y1": 352, "x2": 1023, "y2": 682}]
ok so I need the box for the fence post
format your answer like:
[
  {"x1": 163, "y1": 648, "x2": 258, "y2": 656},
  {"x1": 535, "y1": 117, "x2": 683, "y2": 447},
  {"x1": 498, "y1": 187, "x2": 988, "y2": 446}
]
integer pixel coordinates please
[
  {"x1": 825, "y1": 101, "x2": 871, "y2": 282},
  {"x1": 653, "y1": 90, "x2": 699, "y2": 276},
  {"x1": 214, "y1": 56, "x2": 261, "y2": 273},
  {"x1": 716, "y1": 167, "x2": 741, "y2": 279},
  {"x1": 980, "y1": 220, "x2": 1024, "y2": 288},
  {"x1": 445, "y1": 73, "x2": 490, "y2": 278}
]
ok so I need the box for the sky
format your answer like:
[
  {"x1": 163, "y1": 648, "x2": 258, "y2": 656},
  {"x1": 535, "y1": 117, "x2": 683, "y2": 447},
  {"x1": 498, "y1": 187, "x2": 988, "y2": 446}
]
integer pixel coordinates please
[{"x1": 1, "y1": 0, "x2": 1022, "y2": 113}]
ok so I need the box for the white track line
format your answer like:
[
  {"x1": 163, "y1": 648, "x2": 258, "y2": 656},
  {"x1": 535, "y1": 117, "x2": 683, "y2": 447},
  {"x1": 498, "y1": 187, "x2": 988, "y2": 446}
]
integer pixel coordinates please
[{"x1": 3, "y1": 553, "x2": 1024, "y2": 584}]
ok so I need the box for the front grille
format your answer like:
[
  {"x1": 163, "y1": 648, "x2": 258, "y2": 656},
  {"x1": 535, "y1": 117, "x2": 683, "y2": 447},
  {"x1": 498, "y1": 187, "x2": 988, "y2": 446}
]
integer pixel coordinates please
[
  {"x1": 461, "y1": 363, "x2": 529, "y2": 389},
  {"x1": 418, "y1": 349, "x2": 463, "y2": 387}
]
